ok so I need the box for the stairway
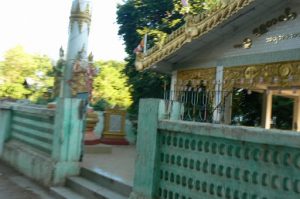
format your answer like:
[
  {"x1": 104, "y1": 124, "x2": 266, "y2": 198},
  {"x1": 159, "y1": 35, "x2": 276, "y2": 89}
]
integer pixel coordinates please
[{"x1": 51, "y1": 167, "x2": 132, "y2": 199}]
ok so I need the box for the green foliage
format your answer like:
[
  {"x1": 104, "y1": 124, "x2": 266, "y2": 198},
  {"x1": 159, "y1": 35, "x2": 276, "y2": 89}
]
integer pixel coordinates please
[
  {"x1": 92, "y1": 99, "x2": 111, "y2": 111},
  {"x1": 231, "y1": 89, "x2": 262, "y2": 127},
  {"x1": 116, "y1": 0, "x2": 219, "y2": 116},
  {"x1": 0, "y1": 46, "x2": 54, "y2": 102},
  {"x1": 92, "y1": 60, "x2": 132, "y2": 109},
  {"x1": 232, "y1": 90, "x2": 293, "y2": 130},
  {"x1": 116, "y1": 0, "x2": 180, "y2": 115},
  {"x1": 117, "y1": 0, "x2": 219, "y2": 52},
  {"x1": 201, "y1": 0, "x2": 221, "y2": 10},
  {"x1": 272, "y1": 96, "x2": 293, "y2": 130}
]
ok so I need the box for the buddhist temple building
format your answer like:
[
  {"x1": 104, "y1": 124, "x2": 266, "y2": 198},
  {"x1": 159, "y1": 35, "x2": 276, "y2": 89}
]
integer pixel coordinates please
[{"x1": 135, "y1": 0, "x2": 300, "y2": 131}]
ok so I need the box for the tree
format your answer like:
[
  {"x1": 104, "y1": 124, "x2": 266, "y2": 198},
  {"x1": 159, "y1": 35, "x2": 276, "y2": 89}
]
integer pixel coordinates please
[
  {"x1": 0, "y1": 46, "x2": 54, "y2": 102},
  {"x1": 231, "y1": 89, "x2": 262, "y2": 126},
  {"x1": 29, "y1": 54, "x2": 54, "y2": 102},
  {"x1": 117, "y1": 0, "x2": 217, "y2": 52},
  {"x1": 272, "y1": 96, "x2": 293, "y2": 130},
  {"x1": 116, "y1": 0, "x2": 219, "y2": 115},
  {"x1": 116, "y1": 0, "x2": 179, "y2": 115},
  {"x1": 92, "y1": 60, "x2": 132, "y2": 109}
]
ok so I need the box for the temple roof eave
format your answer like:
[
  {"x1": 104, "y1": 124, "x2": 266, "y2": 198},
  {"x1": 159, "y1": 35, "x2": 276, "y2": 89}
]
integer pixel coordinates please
[{"x1": 135, "y1": 0, "x2": 259, "y2": 73}]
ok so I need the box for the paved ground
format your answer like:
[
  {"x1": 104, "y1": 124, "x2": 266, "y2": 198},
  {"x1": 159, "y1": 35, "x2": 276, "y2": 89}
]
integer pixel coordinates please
[
  {"x1": 0, "y1": 161, "x2": 56, "y2": 199},
  {"x1": 0, "y1": 145, "x2": 136, "y2": 199},
  {"x1": 81, "y1": 144, "x2": 136, "y2": 186}
]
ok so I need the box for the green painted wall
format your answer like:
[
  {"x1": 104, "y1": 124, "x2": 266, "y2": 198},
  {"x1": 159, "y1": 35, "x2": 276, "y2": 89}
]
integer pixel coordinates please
[
  {"x1": 131, "y1": 98, "x2": 300, "y2": 199},
  {"x1": 0, "y1": 105, "x2": 12, "y2": 155},
  {"x1": 0, "y1": 98, "x2": 85, "y2": 186}
]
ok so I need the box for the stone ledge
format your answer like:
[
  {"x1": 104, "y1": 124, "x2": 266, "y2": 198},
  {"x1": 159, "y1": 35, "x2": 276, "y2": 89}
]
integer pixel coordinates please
[{"x1": 159, "y1": 119, "x2": 300, "y2": 148}]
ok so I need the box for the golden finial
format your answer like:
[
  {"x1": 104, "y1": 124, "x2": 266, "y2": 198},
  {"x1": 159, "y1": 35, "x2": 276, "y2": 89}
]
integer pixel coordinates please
[{"x1": 70, "y1": 0, "x2": 92, "y2": 33}]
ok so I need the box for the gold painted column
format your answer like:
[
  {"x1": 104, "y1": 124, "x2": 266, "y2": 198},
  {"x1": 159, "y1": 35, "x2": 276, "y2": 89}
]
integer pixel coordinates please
[
  {"x1": 261, "y1": 91, "x2": 273, "y2": 129},
  {"x1": 293, "y1": 96, "x2": 300, "y2": 132}
]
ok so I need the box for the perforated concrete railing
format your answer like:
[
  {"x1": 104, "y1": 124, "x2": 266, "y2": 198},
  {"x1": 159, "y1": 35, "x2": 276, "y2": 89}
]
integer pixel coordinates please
[
  {"x1": 157, "y1": 121, "x2": 300, "y2": 199},
  {"x1": 131, "y1": 99, "x2": 300, "y2": 199}
]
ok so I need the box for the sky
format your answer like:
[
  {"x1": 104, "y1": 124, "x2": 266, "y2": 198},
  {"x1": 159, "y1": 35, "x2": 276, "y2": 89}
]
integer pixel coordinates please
[{"x1": 0, "y1": 0, "x2": 127, "y2": 61}]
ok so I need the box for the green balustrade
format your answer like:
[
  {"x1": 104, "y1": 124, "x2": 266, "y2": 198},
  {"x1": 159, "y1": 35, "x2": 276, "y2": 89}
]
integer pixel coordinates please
[
  {"x1": 10, "y1": 107, "x2": 55, "y2": 155},
  {"x1": 131, "y1": 99, "x2": 300, "y2": 199},
  {"x1": 0, "y1": 98, "x2": 85, "y2": 186}
]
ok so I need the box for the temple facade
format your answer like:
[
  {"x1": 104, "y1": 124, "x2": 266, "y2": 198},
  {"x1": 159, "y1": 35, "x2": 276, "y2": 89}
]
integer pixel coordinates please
[{"x1": 135, "y1": 0, "x2": 300, "y2": 131}]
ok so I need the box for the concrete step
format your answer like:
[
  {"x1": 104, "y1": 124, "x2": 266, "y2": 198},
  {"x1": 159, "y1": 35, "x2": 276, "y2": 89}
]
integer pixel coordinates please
[
  {"x1": 66, "y1": 176, "x2": 127, "y2": 199},
  {"x1": 50, "y1": 187, "x2": 85, "y2": 199},
  {"x1": 80, "y1": 167, "x2": 132, "y2": 197}
]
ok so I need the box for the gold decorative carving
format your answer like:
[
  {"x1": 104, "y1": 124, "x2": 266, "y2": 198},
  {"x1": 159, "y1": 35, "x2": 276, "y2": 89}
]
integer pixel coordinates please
[
  {"x1": 86, "y1": 111, "x2": 99, "y2": 132},
  {"x1": 70, "y1": 61, "x2": 88, "y2": 96},
  {"x1": 244, "y1": 66, "x2": 258, "y2": 79},
  {"x1": 223, "y1": 61, "x2": 300, "y2": 90},
  {"x1": 70, "y1": 2, "x2": 92, "y2": 33},
  {"x1": 103, "y1": 109, "x2": 126, "y2": 137},
  {"x1": 69, "y1": 48, "x2": 97, "y2": 98},
  {"x1": 177, "y1": 68, "x2": 216, "y2": 91},
  {"x1": 234, "y1": 38, "x2": 252, "y2": 49},
  {"x1": 279, "y1": 63, "x2": 292, "y2": 77},
  {"x1": 135, "y1": 0, "x2": 256, "y2": 70},
  {"x1": 175, "y1": 61, "x2": 300, "y2": 92},
  {"x1": 223, "y1": 66, "x2": 246, "y2": 90}
]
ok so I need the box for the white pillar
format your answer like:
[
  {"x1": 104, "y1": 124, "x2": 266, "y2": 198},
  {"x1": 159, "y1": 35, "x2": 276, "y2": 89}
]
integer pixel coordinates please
[
  {"x1": 213, "y1": 66, "x2": 224, "y2": 123},
  {"x1": 63, "y1": 0, "x2": 92, "y2": 98},
  {"x1": 67, "y1": 0, "x2": 92, "y2": 62},
  {"x1": 170, "y1": 70, "x2": 177, "y2": 101},
  {"x1": 293, "y1": 96, "x2": 300, "y2": 131},
  {"x1": 261, "y1": 91, "x2": 273, "y2": 129}
]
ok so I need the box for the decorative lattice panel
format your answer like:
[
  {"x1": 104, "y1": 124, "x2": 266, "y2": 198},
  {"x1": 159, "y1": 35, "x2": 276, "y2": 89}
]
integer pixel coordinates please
[{"x1": 158, "y1": 130, "x2": 300, "y2": 199}]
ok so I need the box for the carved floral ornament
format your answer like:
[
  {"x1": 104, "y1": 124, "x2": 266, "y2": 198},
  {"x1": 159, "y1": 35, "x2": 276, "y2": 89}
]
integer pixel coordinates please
[
  {"x1": 223, "y1": 61, "x2": 300, "y2": 90},
  {"x1": 174, "y1": 61, "x2": 300, "y2": 92},
  {"x1": 135, "y1": 0, "x2": 256, "y2": 71},
  {"x1": 176, "y1": 68, "x2": 217, "y2": 91},
  {"x1": 69, "y1": 60, "x2": 96, "y2": 98}
]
